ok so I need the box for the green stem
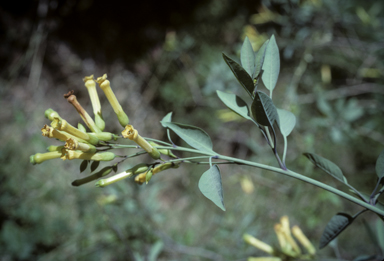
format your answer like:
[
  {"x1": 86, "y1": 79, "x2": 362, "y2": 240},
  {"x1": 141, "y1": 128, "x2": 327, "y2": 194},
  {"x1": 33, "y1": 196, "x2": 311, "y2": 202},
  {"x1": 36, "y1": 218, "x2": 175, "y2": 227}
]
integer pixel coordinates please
[
  {"x1": 283, "y1": 135, "x2": 288, "y2": 165},
  {"x1": 216, "y1": 154, "x2": 384, "y2": 217}
]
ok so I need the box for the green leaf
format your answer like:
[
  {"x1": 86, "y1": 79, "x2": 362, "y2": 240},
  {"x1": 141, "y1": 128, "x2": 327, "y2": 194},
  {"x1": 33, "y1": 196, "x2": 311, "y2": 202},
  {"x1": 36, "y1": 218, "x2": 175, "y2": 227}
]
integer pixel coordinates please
[
  {"x1": 277, "y1": 109, "x2": 296, "y2": 137},
  {"x1": 251, "y1": 91, "x2": 279, "y2": 128},
  {"x1": 304, "y1": 153, "x2": 348, "y2": 184},
  {"x1": 161, "y1": 112, "x2": 173, "y2": 125},
  {"x1": 222, "y1": 53, "x2": 255, "y2": 97},
  {"x1": 112, "y1": 164, "x2": 118, "y2": 173},
  {"x1": 90, "y1": 161, "x2": 100, "y2": 172},
  {"x1": 198, "y1": 165, "x2": 226, "y2": 211},
  {"x1": 320, "y1": 213, "x2": 354, "y2": 249},
  {"x1": 375, "y1": 149, "x2": 384, "y2": 180},
  {"x1": 254, "y1": 39, "x2": 269, "y2": 79},
  {"x1": 261, "y1": 35, "x2": 280, "y2": 92},
  {"x1": 161, "y1": 122, "x2": 215, "y2": 153},
  {"x1": 216, "y1": 90, "x2": 252, "y2": 120},
  {"x1": 240, "y1": 36, "x2": 255, "y2": 78},
  {"x1": 80, "y1": 160, "x2": 88, "y2": 173}
]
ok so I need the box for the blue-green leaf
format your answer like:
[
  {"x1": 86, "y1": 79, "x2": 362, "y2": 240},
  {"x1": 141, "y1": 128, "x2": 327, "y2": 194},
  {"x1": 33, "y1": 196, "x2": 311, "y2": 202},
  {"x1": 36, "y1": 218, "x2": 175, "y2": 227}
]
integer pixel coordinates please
[
  {"x1": 304, "y1": 153, "x2": 348, "y2": 184},
  {"x1": 375, "y1": 149, "x2": 384, "y2": 180},
  {"x1": 320, "y1": 213, "x2": 354, "y2": 249},
  {"x1": 148, "y1": 241, "x2": 164, "y2": 261},
  {"x1": 277, "y1": 109, "x2": 296, "y2": 137},
  {"x1": 261, "y1": 35, "x2": 280, "y2": 92},
  {"x1": 216, "y1": 90, "x2": 252, "y2": 120},
  {"x1": 241, "y1": 36, "x2": 255, "y2": 78},
  {"x1": 198, "y1": 165, "x2": 225, "y2": 211},
  {"x1": 222, "y1": 53, "x2": 255, "y2": 97},
  {"x1": 254, "y1": 39, "x2": 269, "y2": 79},
  {"x1": 161, "y1": 112, "x2": 173, "y2": 125},
  {"x1": 161, "y1": 122, "x2": 215, "y2": 153},
  {"x1": 251, "y1": 91, "x2": 279, "y2": 128}
]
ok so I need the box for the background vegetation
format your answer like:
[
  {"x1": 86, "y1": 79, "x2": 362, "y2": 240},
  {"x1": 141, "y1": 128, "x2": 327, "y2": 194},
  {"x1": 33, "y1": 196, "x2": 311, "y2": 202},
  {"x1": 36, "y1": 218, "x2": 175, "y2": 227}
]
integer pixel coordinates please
[{"x1": 1, "y1": 0, "x2": 384, "y2": 260}]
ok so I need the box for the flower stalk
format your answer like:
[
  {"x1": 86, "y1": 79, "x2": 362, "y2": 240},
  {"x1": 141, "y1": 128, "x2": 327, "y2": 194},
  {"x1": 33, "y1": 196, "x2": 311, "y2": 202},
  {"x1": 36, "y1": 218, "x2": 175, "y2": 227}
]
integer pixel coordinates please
[
  {"x1": 96, "y1": 74, "x2": 129, "y2": 127},
  {"x1": 83, "y1": 75, "x2": 105, "y2": 131}
]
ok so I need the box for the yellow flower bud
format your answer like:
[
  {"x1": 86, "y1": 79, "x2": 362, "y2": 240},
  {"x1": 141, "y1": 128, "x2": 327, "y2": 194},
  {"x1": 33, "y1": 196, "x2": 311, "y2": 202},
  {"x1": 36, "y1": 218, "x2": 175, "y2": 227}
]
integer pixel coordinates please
[
  {"x1": 45, "y1": 108, "x2": 61, "y2": 121},
  {"x1": 83, "y1": 75, "x2": 105, "y2": 131},
  {"x1": 243, "y1": 234, "x2": 274, "y2": 255},
  {"x1": 51, "y1": 118, "x2": 99, "y2": 145},
  {"x1": 122, "y1": 125, "x2": 161, "y2": 159},
  {"x1": 65, "y1": 138, "x2": 97, "y2": 153},
  {"x1": 30, "y1": 151, "x2": 63, "y2": 165},
  {"x1": 96, "y1": 74, "x2": 129, "y2": 127},
  {"x1": 134, "y1": 171, "x2": 149, "y2": 185}
]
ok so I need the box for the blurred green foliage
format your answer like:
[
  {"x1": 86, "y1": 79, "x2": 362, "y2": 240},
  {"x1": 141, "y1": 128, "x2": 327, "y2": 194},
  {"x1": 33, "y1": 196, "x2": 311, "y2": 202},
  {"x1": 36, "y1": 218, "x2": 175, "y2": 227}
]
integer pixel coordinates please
[{"x1": 1, "y1": 0, "x2": 384, "y2": 260}]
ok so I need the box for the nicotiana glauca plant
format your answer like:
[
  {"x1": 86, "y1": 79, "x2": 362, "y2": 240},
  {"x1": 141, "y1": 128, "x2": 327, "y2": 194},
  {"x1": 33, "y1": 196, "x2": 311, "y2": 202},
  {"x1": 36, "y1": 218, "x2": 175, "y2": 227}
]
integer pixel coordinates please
[{"x1": 30, "y1": 35, "x2": 384, "y2": 251}]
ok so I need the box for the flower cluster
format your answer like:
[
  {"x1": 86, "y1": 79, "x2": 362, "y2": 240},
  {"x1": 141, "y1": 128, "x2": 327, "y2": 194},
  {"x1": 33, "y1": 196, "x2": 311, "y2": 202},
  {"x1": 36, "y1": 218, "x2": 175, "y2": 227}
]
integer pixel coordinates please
[
  {"x1": 30, "y1": 74, "x2": 178, "y2": 187},
  {"x1": 244, "y1": 216, "x2": 316, "y2": 260}
]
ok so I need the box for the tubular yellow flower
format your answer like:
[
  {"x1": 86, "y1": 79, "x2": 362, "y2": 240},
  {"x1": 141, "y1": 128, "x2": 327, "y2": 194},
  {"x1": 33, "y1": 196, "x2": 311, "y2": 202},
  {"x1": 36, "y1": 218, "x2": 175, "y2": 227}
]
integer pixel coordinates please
[
  {"x1": 248, "y1": 257, "x2": 282, "y2": 261},
  {"x1": 291, "y1": 226, "x2": 316, "y2": 256},
  {"x1": 279, "y1": 216, "x2": 301, "y2": 255},
  {"x1": 30, "y1": 151, "x2": 64, "y2": 165},
  {"x1": 51, "y1": 118, "x2": 99, "y2": 145},
  {"x1": 64, "y1": 91, "x2": 101, "y2": 133},
  {"x1": 46, "y1": 145, "x2": 64, "y2": 152},
  {"x1": 83, "y1": 75, "x2": 105, "y2": 131},
  {"x1": 45, "y1": 108, "x2": 62, "y2": 121},
  {"x1": 122, "y1": 125, "x2": 161, "y2": 159},
  {"x1": 61, "y1": 150, "x2": 115, "y2": 161},
  {"x1": 243, "y1": 234, "x2": 275, "y2": 255},
  {"x1": 41, "y1": 124, "x2": 88, "y2": 143},
  {"x1": 96, "y1": 171, "x2": 133, "y2": 187},
  {"x1": 65, "y1": 138, "x2": 97, "y2": 153},
  {"x1": 96, "y1": 74, "x2": 129, "y2": 127}
]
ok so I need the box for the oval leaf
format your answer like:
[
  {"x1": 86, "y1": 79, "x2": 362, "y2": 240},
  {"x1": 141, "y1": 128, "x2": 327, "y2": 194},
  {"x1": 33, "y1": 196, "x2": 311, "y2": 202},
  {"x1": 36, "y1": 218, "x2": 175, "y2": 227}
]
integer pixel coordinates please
[
  {"x1": 198, "y1": 165, "x2": 225, "y2": 211},
  {"x1": 241, "y1": 36, "x2": 255, "y2": 78},
  {"x1": 261, "y1": 35, "x2": 280, "y2": 92},
  {"x1": 251, "y1": 91, "x2": 279, "y2": 128},
  {"x1": 90, "y1": 161, "x2": 100, "y2": 172},
  {"x1": 277, "y1": 109, "x2": 296, "y2": 137},
  {"x1": 161, "y1": 122, "x2": 215, "y2": 153},
  {"x1": 303, "y1": 153, "x2": 347, "y2": 184},
  {"x1": 80, "y1": 160, "x2": 88, "y2": 173},
  {"x1": 375, "y1": 149, "x2": 384, "y2": 180},
  {"x1": 254, "y1": 39, "x2": 269, "y2": 79},
  {"x1": 320, "y1": 213, "x2": 354, "y2": 249},
  {"x1": 222, "y1": 53, "x2": 255, "y2": 97},
  {"x1": 216, "y1": 90, "x2": 252, "y2": 120}
]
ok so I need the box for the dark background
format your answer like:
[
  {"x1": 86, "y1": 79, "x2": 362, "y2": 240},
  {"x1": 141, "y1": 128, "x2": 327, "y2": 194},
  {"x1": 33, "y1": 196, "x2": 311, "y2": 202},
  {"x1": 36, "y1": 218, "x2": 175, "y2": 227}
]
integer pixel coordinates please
[{"x1": 1, "y1": 0, "x2": 384, "y2": 260}]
